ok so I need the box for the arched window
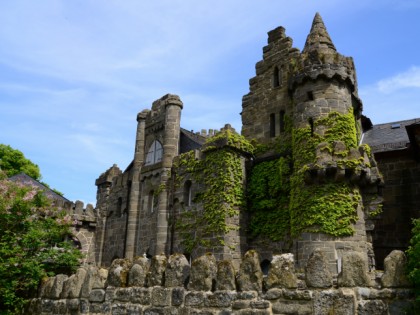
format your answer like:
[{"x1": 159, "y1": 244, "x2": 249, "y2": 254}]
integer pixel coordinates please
[
  {"x1": 184, "y1": 180, "x2": 192, "y2": 207},
  {"x1": 145, "y1": 140, "x2": 163, "y2": 166}
]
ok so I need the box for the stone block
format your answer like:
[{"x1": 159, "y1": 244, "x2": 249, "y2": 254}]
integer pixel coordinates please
[
  {"x1": 357, "y1": 300, "x2": 388, "y2": 315},
  {"x1": 81, "y1": 266, "x2": 108, "y2": 298},
  {"x1": 216, "y1": 260, "x2": 236, "y2": 290},
  {"x1": 265, "y1": 253, "x2": 298, "y2": 289},
  {"x1": 237, "y1": 250, "x2": 263, "y2": 292},
  {"x1": 185, "y1": 292, "x2": 205, "y2": 307},
  {"x1": 89, "y1": 289, "x2": 106, "y2": 302},
  {"x1": 131, "y1": 287, "x2": 151, "y2": 305},
  {"x1": 112, "y1": 303, "x2": 128, "y2": 315},
  {"x1": 151, "y1": 287, "x2": 171, "y2": 307},
  {"x1": 314, "y1": 290, "x2": 355, "y2": 315},
  {"x1": 205, "y1": 291, "x2": 235, "y2": 308},
  {"x1": 115, "y1": 287, "x2": 132, "y2": 302},
  {"x1": 172, "y1": 287, "x2": 185, "y2": 306},
  {"x1": 337, "y1": 252, "x2": 374, "y2": 287},
  {"x1": 188, "y1": 253, "x2": 217, "y2": 291},
  {"x1": 165, "y1": 253, "x2": 190, "y2": 288},
  {"x1": 128, "y1": 262, "x2": 148, "y2": 287},
  {"x1": 146, "y1": 254, "x2": 167, "y2": 287},
  {"x1": 272, "y1": 300, "x2": 312, "y2": 314},
  {"x1": 61, "y1": 267, "x2": 88, "y2": 298},
  {"x1": 108, "y1": 259, "x2": 133, "y2": 288},
  {"x1": 305, "y1": 248, "x2": 333, "y2": 288},
  {"x1": 50, "y1": 274, "x2": 68, "y2": 299},
  {"x1": 264, "y1": 288, "x2": 283, "y2": 300},
  {"x1": 381, "y1": 250, "x2": 410, "y2": 288}
]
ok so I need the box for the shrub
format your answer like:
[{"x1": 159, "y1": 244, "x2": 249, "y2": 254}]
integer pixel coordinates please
[
  {"x1": 0, "y1": 173, "x2": 82, "y2": 314},
  {"x1": 407, "y1": 218, "x2": 420, "y2": 311}
]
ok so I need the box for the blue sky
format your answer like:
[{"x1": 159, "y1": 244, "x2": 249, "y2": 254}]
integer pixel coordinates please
[{"x1": 1, "y1": 1, "x2": 419, "y2": 205}]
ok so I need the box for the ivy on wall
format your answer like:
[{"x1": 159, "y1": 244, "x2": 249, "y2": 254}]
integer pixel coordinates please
[
  {"x1": 174, "y1": 129, "x2": 254, "y2": 253},
  {"x1": 247, "y1": 110, "x2": 368, "y2": 240}
]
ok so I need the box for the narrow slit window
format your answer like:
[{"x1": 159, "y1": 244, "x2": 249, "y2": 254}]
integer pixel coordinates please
[
  {"x1": 270, "y1": 113, "x2": 275, "y2": 137},
  {"x1": 184, "y1": 180, "x2": 192, "y2": 207},
  {"x1": 273, "y1": 66, "x2": 281, "y2": 87},
  {"x1": 148, "y1": 190, "x2": 154, "y2": 213},
  {"x1": 308, "y1": 117, "x2": 314, "y2": 136},
  {"x1": 279, "y1": 110, "x2": 285, "y2": 133}
]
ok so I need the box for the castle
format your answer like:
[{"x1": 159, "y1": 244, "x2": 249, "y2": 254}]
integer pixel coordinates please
[{"x1": 92, "y1": 13, "x2": 420, "y2": 274}]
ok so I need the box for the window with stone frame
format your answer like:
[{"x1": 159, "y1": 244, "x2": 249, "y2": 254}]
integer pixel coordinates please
[
  {"x1": 183, "y1": 180, "x2": 192, "y2": 207},
  {"x1": 145, "y1": 140, "x2": 163, "y2": 165}
]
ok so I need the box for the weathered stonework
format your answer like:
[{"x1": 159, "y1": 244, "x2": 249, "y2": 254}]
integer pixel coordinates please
[{"x1": 29, "y1": 251, "x2": 415, "y2": 314}]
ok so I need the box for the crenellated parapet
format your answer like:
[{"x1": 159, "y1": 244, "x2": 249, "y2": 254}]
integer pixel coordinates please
[
  {"x1": 303, "y1": 141, "x2": 383, "y2": 186},
  {"x1": 29, "y1": 250, "x2": 414, "y2": 314}
]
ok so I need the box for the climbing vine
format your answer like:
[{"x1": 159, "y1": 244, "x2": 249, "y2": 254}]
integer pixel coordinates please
[
  {"x1": 247, "y1": 110, "x2": 370, "y2": 240},
  {"x1": 290, "y1": 110, "x2": 361, "y2": 236},
  {"x1": 174, "y1": 129, "x2": 254, "y2": 253}
]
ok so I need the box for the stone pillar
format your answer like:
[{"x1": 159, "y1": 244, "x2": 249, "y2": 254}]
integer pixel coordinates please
[
  {"x1": 124, "y1": 110, "x2": 148, "y2": 259},
  {"x1": 155, "y1": 95, "x2": 183, "y2": 255}
]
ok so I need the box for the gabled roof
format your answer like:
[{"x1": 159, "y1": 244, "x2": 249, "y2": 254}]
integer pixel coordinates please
[
  {"x1": 179, "y1": 128, "x2": 206, "y2": 154},
  {"x1": 362, "y1": 118, "x2": 420, "y2": 153},
  {"x1": 8, "y1": 172, "x2": 71, "y2": 203}
]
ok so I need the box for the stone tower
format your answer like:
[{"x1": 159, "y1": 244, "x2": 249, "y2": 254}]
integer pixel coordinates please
[
  {"x1": 242, "y1": 13, "x2": 382, "y2": 273},
  {"x1": 135, "y1": 94, "x2": 183, "y2": 257}
]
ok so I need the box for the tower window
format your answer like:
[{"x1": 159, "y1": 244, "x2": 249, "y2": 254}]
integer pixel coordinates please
[
  {"x1": 270, "y1": 113, "x2": 275, "y2": 137},
  {"x1": 145, "y1": 140, "x2": 163, "y2": 165},
  {"x1": 279, "y1": 110, "x2": 285, "y2": 133},
  {"x1": 308, "y1": 117, "x2": 314, "y2": 136},
  {"x1": 307, "y1": 91, "x2": 314, "y2": 101},
  {"x1": 116, "y1": 197, "x2": 122, "y2": 217},
  {"x1": 273, "y1": 66, "x2": 281, "y2": 87},
  {"x1": 148, "y1": 190, "x2": 156, "y2": 213},
  {"x1": 184, "y1": 180, "x2": 192, "y2": 207}
]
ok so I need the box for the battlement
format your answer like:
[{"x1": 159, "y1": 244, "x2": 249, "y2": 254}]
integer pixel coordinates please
[{"x1": 29, "y1": 250, "x2": 413, "y2": 314}]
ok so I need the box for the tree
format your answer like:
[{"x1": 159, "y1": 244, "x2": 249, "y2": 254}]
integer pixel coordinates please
[
  {"x1": 0, "y1": 144, "x2": 41, "y2": 180},
  {"x1": 407, "y1": 218, "x2": 420, "y2": 311},
  {"x1": 0, "y1": 171, "x2": 82, "y2": 314}
]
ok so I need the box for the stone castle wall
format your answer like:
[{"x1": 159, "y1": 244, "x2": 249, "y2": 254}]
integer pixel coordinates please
[
  {"x1": 372, "y1": 150, "x2": 420, "y2": 269},
  {"x1": 29, "y1": 250, "x2": 414, "y2": 314}
]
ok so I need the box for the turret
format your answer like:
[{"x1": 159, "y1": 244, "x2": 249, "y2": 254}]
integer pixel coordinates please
[{"x1": 287, "y1": 13, "x2": 377, "y2": 273}]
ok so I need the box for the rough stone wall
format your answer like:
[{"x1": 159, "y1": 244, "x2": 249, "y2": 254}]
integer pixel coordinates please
[
  {"x1": 29, "y1": 250, "x2": 414, "y2": 315},
  {"x1": 372, "y1": 150, "x2": 420, "y2": 268},
  {"x1": 95, "y1": 168, "x2": 133, "y2": 266},
  {"x1": 241, "y1": 26, "x2": 298, "y2": 144}
]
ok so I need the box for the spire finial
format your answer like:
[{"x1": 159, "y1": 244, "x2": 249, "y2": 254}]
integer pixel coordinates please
[{"x1": 303, "y1": 12, "x2": 336, "y2": 54}]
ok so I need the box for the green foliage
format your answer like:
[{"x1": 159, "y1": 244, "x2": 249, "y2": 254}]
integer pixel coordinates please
[
  {"x1": 175, "y1": 129, "x2": 253, "y2": 252},
  {"x1": 0, "y1": 174, "x2": 82, "y2": 314},
  {"x1": 289, "y1": 110, "x2": 361, "y2": 236},
  {"x1": 407, "y1": 218, "x2": 420, "y2": 309},
  {"x1": 247, "y1": 157, "x2": 291, "y2": 240},
  {"x1": 0, "y1": 144, "x2": 41, "y2": 180},
  {"x1": 248, "y1": 110, "x2": 364, "y2": 240}
]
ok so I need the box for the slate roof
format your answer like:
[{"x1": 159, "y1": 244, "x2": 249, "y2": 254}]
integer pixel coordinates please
[
  {"x1": 179, "y1": 128, "x2": 206, "y2": 154},
  {"x1": 362, "y1": 118, "x2": 420, "y2": 153},
  {"x1": 8, "y1": 172, "x2": 71, "y2": 203}
]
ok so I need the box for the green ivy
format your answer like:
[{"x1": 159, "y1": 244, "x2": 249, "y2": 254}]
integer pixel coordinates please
[
  {"x1": 174, "y1": 129, "x2": 253, "y2": 253},
  {"x1": 247, "y1": 110, "x2": 367, "y2": 240},
  {"x1": 247, "y1": 157, "x2": 291, "y2": 240}
]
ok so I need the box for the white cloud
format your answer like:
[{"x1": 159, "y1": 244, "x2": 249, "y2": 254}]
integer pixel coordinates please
[
  {"x1": 360, "y1": 66, "x2": 420, "y2": 124},
  {"x1": 376, "y1": 66, "x2": 420, "y2": 93}
]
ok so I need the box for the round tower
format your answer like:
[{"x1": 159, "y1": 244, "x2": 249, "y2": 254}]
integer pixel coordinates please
[{"x1": 288, "y1": 13, "x2": 372, "y2": 274}]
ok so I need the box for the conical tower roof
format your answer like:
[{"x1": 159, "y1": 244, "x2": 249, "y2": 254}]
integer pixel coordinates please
[{"x1": 303, "y1": 13, "x2": 336, "y2": 54}]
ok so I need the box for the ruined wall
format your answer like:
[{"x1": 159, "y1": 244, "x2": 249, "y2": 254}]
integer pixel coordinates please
[
  {"x1": 29, "y1": 250, "x2": 414, "y2": 315},
  {"x1": 372, "y1": 150, "x2": 420, "y2": 268}
]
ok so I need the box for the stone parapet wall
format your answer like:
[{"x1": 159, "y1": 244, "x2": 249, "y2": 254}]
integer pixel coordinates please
[{"x1": 28, "y1": 250, "x2": 414, "y2": 314}]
